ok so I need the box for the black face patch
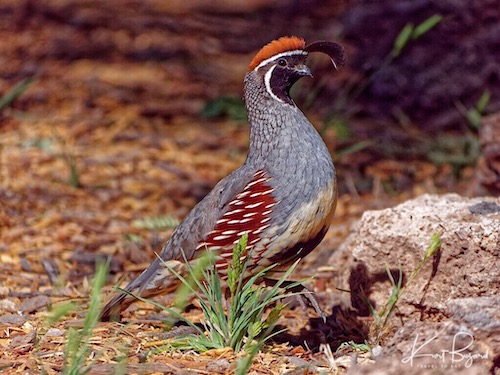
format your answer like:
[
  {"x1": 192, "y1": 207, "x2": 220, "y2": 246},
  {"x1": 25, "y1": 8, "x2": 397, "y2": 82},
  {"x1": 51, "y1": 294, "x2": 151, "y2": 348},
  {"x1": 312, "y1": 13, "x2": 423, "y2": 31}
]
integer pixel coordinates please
[{"x1": 260, "y1": 54, "x2": 309, "y2": 104}]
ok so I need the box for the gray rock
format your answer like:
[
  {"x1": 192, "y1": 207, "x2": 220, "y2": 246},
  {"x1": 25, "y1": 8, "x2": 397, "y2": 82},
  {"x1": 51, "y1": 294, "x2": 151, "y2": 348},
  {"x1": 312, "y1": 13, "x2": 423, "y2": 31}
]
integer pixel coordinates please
[
  {"x1": 332, "y1": 194, "x2": 499, "y2": 374},
  {"x1": 446, "y1": 297, "x2": 500, "y2": 331},
  {"x1": 336, "y1": 194, "x2": 500, "y2": 319}
]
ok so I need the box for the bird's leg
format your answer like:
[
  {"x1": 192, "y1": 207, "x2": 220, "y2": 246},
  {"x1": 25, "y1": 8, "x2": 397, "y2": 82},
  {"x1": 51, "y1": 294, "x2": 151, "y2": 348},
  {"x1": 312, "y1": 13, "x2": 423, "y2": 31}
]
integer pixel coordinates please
[{"x1": 263, "y1": 277, "x2": 327, "y2": 322}]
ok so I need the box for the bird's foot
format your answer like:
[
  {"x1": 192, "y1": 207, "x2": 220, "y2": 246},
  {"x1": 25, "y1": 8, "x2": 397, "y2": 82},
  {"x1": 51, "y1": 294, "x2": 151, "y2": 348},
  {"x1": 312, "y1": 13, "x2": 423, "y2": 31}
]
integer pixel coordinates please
[{"x1": 263, "y1": 277, "x2": 326, "y2": 323}]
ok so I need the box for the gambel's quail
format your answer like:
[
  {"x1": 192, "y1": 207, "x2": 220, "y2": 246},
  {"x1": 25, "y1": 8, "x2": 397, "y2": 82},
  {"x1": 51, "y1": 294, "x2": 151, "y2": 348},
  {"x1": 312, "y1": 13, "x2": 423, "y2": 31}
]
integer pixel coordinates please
[{"x1": 101, "y1": 36, "x2": 345, "y2": 321}]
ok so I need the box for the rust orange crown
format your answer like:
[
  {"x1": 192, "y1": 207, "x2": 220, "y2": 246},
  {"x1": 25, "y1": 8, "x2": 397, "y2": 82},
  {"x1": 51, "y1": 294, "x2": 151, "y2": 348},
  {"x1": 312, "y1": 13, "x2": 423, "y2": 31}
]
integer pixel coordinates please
[{"x1": 248, "y1": 36, "x2": 306, "y2": 71}]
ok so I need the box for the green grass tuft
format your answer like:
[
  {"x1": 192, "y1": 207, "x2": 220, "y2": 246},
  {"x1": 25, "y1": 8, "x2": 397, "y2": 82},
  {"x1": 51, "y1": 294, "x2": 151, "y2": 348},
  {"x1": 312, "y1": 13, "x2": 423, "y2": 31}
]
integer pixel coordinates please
[
  {"x1": 42, "y1": 261, "x2": 109, "y2": 374},
  {"x1": 121, "y1": 234, "x2": 304, "y2": 372},
  {"x1": 337, "y1": 340, "x2": 373, "y2": 355},
  {"x1": 338, "y1": 233, "x2": 441, "y2": 349},
  {"x1": 63, "y1": 261, "x2": 109, "y2": 374},
  {"x1": 0, "y1": 76, "x2": 35, "y2": 111},
  {"x1": 370, "y1": 233, "x2": 441, "y2": 343}
]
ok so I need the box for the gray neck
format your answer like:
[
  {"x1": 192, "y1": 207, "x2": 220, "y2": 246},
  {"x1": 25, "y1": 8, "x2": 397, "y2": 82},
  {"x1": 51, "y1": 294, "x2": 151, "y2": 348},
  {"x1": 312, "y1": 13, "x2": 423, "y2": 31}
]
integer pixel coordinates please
[{"x1": 243, "y1": 72, "x2": 334, "y2": 185}]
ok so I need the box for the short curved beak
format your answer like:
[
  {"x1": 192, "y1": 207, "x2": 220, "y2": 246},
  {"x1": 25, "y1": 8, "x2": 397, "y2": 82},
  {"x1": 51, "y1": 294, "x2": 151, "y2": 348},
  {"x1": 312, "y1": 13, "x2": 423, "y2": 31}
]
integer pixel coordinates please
[{"x1": 295, "y1": 64, "x2": 313, "y2": 77}]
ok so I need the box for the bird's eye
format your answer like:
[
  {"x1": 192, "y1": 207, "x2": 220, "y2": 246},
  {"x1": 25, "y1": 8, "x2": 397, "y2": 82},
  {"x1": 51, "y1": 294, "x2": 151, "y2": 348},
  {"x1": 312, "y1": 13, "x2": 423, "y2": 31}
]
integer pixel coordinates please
[{"x1": 278, "y1": 59, "x2": 287, "y2": 66}]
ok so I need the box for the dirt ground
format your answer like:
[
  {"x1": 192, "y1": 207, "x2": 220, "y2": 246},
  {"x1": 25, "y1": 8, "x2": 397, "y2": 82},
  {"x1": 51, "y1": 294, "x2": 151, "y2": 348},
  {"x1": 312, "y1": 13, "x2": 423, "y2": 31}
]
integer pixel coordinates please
[{"x1": 0, "y1": 1, "x2": 484, "y2": 374}]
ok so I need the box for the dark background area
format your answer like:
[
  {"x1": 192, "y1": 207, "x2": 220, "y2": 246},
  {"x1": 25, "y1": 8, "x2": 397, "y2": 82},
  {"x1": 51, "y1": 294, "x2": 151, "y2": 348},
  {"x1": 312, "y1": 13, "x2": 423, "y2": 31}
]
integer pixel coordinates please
[{"x1": 1, "y1": 0, "x2": 498, "y2": 197}]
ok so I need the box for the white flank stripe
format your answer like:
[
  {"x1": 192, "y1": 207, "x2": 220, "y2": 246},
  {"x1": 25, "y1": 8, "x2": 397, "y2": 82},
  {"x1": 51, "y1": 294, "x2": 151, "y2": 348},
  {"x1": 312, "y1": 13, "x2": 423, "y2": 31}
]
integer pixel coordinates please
[
  {"x1": 221, "y1": 230, "x2": 238, "y2": 235},
  {"x1": 236, "y1": 191, "x2": 251, "y2": 199},
  {"x1": 243, "y1": 212, "x2": 258, "y2": 218},
  {"x1": 216, "y1": 218, "x2": 229, "y2": 224},
  {"x1": 261, "y1": 217, "x2": 271, "y2": 223},
  {"x1": 245, "y1": 177, "x2": 267, "y2": 188},
  {"x1": 227, "y1": 219, "x2": 242, "y2": 224},
  {"x1": 213, "y1": 235, "x2": 230, "y2": 241},
  {"x1": 253, "y1": 224, "x2": 270, "y2": 234},
  {"x1": 246, "y1": 202, "x2": 263, "y2": 209},
  {"x1": 240, "y1": 218, "x2": 253, "y2": 223},
  {"x1": 224, "y1": 209, "x2": 244, "y2": 216},
  {"x1": 197, "y1": 244, "x2": 220, "y2": 251},
  {"x1": 254, "y1": 170, "x2": 266, "y2": 177}
]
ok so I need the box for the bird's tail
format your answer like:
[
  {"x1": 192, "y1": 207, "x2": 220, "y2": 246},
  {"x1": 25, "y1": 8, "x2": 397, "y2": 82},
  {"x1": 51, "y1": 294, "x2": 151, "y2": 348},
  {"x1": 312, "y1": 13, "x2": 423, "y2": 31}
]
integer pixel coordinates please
[
  {"x1": 100, "y1": 258, "x2": 186, "y2": 321},
  {"x1": 100, "y1": 287, "x2": 134, "y2": 322}
]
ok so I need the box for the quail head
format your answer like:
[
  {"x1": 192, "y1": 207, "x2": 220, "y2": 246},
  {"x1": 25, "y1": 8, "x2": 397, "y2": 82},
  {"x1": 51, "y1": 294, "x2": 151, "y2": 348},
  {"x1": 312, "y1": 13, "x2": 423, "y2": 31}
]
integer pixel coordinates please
[{"x1": 101, "y1": 36, "x2": 345, "y2": 321}]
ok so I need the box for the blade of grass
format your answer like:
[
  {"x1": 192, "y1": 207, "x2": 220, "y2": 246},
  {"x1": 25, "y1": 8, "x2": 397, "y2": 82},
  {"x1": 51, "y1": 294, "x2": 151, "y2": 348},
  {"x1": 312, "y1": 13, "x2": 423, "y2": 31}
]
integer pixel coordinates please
[
  {"x1": 0, "y1": 76, "x2": 35, "y2": 110},
  {"x1": 412, "y1": 15, "x2": 443, "y2": 39}
]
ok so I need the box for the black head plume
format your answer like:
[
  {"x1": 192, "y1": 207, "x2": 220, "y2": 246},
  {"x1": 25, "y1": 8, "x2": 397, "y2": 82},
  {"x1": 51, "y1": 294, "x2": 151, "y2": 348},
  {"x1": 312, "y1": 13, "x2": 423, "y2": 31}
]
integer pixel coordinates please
[{"x1": 304, "y1": 41, "x2": 345, "y2": 69}]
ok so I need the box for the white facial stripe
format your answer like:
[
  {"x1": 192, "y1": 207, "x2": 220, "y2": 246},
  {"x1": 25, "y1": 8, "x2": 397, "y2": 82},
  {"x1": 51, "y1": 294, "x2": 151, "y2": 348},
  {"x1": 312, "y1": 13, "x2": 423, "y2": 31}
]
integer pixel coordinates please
[
  {"x1": 254, "y1": 50, "x2": 308, "y2": 71},
  {"x1": 264, "y1": 65, "x2": 283, "y2": 103}
]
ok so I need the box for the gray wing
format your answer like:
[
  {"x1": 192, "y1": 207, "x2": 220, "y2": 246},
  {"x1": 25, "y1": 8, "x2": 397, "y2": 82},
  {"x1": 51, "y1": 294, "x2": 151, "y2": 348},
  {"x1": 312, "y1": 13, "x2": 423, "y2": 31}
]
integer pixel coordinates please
[
  {"x1": 157, "y1": 167, "x2": 252, "y2": 262},
  {"x1": 100, "y1": 166, "x2": 254, "y2": 320}
]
